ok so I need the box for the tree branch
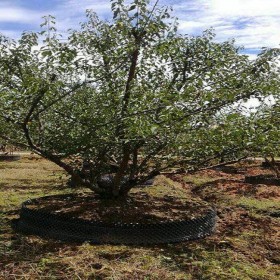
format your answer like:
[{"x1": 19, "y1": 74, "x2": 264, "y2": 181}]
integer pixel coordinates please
[
  {"x1": 197, "y1": 155, "x2": 248, "y2": 171},
  {"x1": 112, "y1": 144, "x2": 131, "y2": 196}
]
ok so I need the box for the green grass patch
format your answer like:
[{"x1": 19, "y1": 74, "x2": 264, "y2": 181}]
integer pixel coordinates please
[
  {"x1": 236, "y1": 197, "x2": 280, "y2": 211},
  {"x1": 183, "y1": 174, "x2": 222, "y2": 187}
]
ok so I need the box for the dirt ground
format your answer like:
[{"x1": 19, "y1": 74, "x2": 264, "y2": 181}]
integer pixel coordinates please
[{"x1": 0, "y1": 155, "x2": 279, "y2": 279}]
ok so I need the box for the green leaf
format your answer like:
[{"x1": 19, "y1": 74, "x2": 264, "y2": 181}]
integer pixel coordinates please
[{"x1": 128, "y1": 4, "x2": 136, "y2": 11}]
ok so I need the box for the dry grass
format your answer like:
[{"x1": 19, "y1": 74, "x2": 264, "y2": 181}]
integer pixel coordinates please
[
  {"x1": 0, "y1": 155, "x2": 64, "y2": 187},
  {"x1": 0, "y1": 155, "x2": 279, "y2": 279}
]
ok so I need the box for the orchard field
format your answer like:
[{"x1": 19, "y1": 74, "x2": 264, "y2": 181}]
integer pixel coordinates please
[
  {"x1": 0, "y1": 153, "x2": 279, "y2": 280},
  {"x1": 0, "y1": 0, "x2": 279, "y2": 279}
]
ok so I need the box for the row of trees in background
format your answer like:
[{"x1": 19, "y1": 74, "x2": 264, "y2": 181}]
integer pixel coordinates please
[{"x1": 0, "y1": 0, "x2": 279, "y2": 197}]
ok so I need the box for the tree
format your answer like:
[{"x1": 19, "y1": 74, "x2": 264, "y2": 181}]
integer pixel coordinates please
[
  {"x1": 247, "y1": 101, "x2": 280, "y2": 177},
  {"x1": 0, "y1": 0, "x2": 279, "y2": 197}
]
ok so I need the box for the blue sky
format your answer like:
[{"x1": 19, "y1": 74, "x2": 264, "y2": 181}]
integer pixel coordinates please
[{"x1": 1, "y1": 0, "x2": 279, "y2": 58}]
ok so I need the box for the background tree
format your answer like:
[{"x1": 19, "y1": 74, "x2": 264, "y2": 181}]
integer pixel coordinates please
[
  {"x1": 0, "y1": 0, "x2": 279, "y2": 197},
  {"x1": 247, "y1": 101, "x2": 280, "y2": 177}
]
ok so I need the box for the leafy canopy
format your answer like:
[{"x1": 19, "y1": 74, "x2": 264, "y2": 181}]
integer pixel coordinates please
[{"x1": 0, "y1": 0, "x2": 279, "y2": 197}]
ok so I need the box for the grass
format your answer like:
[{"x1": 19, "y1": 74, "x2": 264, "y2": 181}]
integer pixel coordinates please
[
  {"x1": 0, "y1": 154, "x2": 279, "y2": 279},
  {"x1": 236, "y1": 197, "x2": 280, "y2": 211},
  {"x1": 183, "y1": 173, "x2": 222, "y2": 187}
]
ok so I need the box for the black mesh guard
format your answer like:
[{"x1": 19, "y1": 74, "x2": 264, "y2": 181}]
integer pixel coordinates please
[{"x1": 12, "y1": 196, "x2": 217, "y2": 245}]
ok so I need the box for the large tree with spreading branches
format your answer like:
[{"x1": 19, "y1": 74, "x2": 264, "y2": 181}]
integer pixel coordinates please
[{"x1": 0, "y1": 0, "x2": 279, "y2": 197}]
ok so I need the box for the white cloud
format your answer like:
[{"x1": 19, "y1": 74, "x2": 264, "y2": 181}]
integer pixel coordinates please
[
  {"x1": 43, "y1": 0, "x2": 112, "y2": 35},
  {"x1": 0, "y1": 7, "x2": 43, "y2": 24},
  {"x1": 55, "y1": 0, "x2": 110, "y2": 17},
  {"x1": 211, "y1": 0, "x2": 280, "y2": 17},
  {"x1": 246, "y1": 54, "x2": 258, "y2": 60},
  {"x1": 172, "y1": 0, "x2": 280, "y2": 50},
  {"x1": 0, "y1": 0, "x2": 279, "y2": 54},
  {"x1": 0, "y1": 0, "x2": 111, "y2": 36}
]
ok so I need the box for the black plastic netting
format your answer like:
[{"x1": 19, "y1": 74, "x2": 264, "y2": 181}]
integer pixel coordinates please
[
  {"x1": 12, "y1": 195, "x2": 217, "y2": 245},
  {"x1": 245, "y1": 175, "x2": 280, "y2": 186},
  {"x1": 0, "y1": 154, "x2": 21, "y2": 161}
]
